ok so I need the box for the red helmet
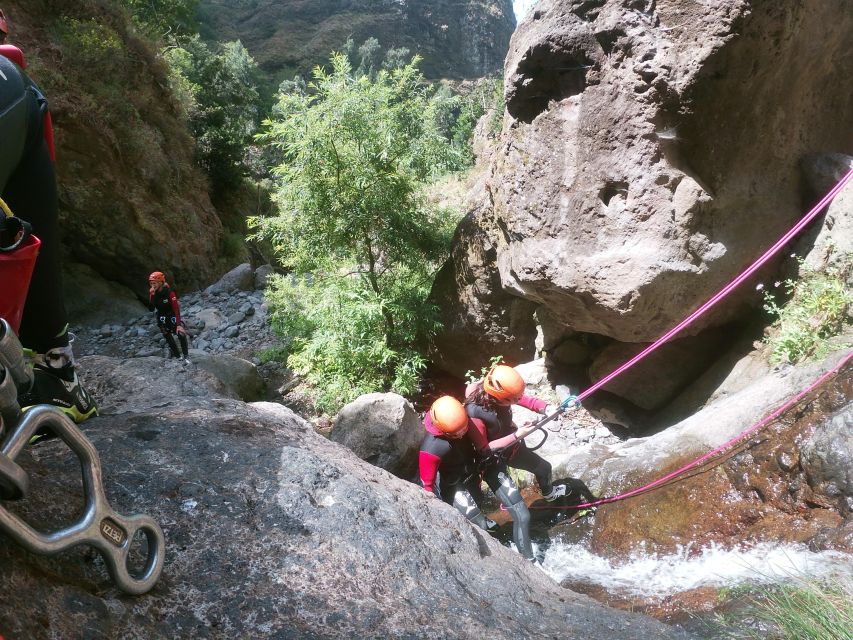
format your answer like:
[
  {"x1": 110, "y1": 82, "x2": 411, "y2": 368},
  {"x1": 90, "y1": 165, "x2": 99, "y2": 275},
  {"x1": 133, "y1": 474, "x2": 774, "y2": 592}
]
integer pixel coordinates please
[
  {"x1": 0, "y1": 10, "x2": 9, "y2": 39},
  {"x1": 483, "y1": 365, "x2": 525, "y2": 403},
  {"x1": 148, "y1": 271, "x2": 165, "y2": 284},
  {"x1": 429, "y1": 396, "x2": 468, "y2": 436}
]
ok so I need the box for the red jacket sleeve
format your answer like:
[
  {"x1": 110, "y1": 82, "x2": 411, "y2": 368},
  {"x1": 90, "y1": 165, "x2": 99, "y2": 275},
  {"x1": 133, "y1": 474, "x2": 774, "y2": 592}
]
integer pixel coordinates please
[
  {"x1": 419, "y1": 451, "x2": 441, "y2": 493},
  {"x1": 468, "y1": 417, "x2": 518, "y2": 452},
  {"x1": 518, "y1": 394, "x2": 546, "y2": 413},
  {"x1": 168, "y1": 291, "x2": 182, "y2": 325}
]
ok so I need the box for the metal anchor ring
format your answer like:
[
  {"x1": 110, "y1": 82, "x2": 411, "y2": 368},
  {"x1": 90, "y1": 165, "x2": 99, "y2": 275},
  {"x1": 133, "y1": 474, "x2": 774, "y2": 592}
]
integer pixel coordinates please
[{"x1": 0, "y1": 406, "x2": 165, "y2": 594}]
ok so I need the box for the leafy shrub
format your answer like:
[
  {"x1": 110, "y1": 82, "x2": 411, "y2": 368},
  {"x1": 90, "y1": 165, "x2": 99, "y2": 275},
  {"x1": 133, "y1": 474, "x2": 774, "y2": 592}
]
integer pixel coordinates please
[
  {"x1": 254, "y1": 54, "x2": 460, "y2": 413},
  {"x1": 164, "y1": 37, "x2": 260, "y2": 191},
  {"x1": 763, "y1": 258, "x2": 851, "y2": 363},
  {"x1": 56, "y1": 18, "x2": 125, "y2": 68}
]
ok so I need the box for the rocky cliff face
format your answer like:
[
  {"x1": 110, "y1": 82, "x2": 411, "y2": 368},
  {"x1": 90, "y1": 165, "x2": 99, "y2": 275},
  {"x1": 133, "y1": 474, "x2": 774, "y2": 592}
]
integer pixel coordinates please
[
  {"x1": 198, "y1": 0, "x2": 516, "y2": 81},
  {"x1": 4, "y1": 1, "x2": 227, "y2": 292},
  {"x1": 432, "y1": 0, "x2": 852, "y2": 411}
]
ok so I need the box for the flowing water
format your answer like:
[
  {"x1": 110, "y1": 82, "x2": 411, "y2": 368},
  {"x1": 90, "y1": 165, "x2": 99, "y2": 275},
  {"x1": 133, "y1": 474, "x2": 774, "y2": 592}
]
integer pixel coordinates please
[{"x1": 543, "y1": 541, "x2": 852, "y2": 598}]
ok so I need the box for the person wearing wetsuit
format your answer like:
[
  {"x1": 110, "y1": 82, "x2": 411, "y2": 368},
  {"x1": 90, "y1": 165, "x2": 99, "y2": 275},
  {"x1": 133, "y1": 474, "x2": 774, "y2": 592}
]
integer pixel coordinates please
[
  {"x1": 147, "y1": 271, "x2": 189, "y2": 361},
  {"x1": 421, "y1": 395, "x2": 540, "y2": 562},
  {"x1": 419, "y1": 396, "x2": 496, "y2": 532},
  {"x1": 465, "y1": 365, "x2": 567, "y2": 502},
  {"x1": 0, "y1": 39, "x2": 97, "y2": 423}
]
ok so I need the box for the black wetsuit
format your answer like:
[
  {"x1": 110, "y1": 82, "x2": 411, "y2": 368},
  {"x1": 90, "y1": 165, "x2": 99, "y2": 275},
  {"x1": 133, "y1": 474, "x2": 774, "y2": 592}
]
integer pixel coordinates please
[
  {"x1": 148, "y1": 285, "x2": 188, "y2": 358},
  {"x1": 467, "y1": 402, "x2": 555, "y2": 495},
  {"x1": 0, "y1": 52, "x2": 67, "y2": 352},
  {"x1": 418, "y1": 416, "x2": 494, "y2": 532}
]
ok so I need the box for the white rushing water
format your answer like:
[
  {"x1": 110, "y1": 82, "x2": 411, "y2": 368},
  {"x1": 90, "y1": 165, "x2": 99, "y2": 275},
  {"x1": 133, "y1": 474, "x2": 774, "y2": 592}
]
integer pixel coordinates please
[{"x1": 542, "y1": 541, "x2": 853, "y2": 599}]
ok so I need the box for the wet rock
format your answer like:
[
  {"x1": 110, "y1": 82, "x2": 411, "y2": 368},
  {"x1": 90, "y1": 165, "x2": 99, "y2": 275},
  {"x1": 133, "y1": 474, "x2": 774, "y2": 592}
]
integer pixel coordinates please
[
  {"x1": 330, "y1": 393, "x2": 423, "y2": 478},
  {"x1": 546, "y1": 349, "x2": 853, "y2": 557},
  {"x1": 800, "y1": 407, "x2": 853, "y2": 507}
]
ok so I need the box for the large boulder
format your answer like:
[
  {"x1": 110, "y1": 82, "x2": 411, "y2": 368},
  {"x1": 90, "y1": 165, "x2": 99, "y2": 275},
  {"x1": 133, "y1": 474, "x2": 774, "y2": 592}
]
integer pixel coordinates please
[
  {"x1": 433, "y1": 0, "x2": 853, "y2": 371},
  {"x1": 188, "y1": 352, "x2": 266, "y2": 402},
  {"x1": 62, "y1": 261, "x2": 146, "y2": 327},
  {"x1": 0, "y1": 363, "x2": 690, "y2": 639},
  {"x1": 329, "y1": 393, "x2": 423, "y2": 478},
  {"x1": 798, "y1": 154, "x2": 853, "y2": 277},
  {"x1": 204, "y1": 263, "x2": 256, "y2": 295}
]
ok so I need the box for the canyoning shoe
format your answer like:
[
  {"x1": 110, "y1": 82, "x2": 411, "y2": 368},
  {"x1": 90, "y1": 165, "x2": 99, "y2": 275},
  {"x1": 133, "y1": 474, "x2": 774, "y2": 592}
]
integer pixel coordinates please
[
  {"x1": 20, "y1": 361, "x2": 98, "y2": 424},
  {"x1": 543, "y1": 484, "x2": 567, "y2": 502}
]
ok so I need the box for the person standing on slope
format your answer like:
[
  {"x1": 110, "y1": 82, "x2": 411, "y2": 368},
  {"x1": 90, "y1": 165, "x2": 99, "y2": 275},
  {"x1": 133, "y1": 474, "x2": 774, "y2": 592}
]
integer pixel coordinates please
[{"x1": 147, "y1": 271, "x2": 190, "y2": 363}]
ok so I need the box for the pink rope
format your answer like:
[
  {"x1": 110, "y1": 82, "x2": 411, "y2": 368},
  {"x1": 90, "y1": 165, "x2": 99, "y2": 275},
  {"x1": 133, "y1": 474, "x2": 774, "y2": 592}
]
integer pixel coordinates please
[
  {"x1": 576, "y1": 168, "x2": 853, "y2": 403},
  {"x1": 546, "y1": 350, "x2": 852, "y2": 511},
  {"x1": 499, "y1": 169, "x2": 853, "y2": 514}
]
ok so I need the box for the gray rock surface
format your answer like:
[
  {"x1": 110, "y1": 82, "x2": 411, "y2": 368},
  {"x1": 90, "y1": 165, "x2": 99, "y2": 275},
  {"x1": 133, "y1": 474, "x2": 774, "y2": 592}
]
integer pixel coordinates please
[
  {"x1": 330, "y1": 393, "x2": 424, "y2": 478},
  {"x1": 801, "y1": 408, "x2": 853, "y2": 502},
  {"x1": 204, "y1": 263, "x2": 256, "y2": 295},
  {"x1": 433, "y1": 0, "x2": 853, "y2": 379},
  {"x1": 0, "y1": 380, "x2": 692, "y2": 639},
  {"x1": 63, "y1": 262, "x2": 145, "y2": 327}
]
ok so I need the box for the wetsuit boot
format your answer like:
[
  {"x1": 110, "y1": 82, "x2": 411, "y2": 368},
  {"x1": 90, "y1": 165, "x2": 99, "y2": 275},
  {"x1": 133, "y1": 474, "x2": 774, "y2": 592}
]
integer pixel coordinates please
[{"x1": 491, "y1": 470, "x2": 534, "y2": 560}]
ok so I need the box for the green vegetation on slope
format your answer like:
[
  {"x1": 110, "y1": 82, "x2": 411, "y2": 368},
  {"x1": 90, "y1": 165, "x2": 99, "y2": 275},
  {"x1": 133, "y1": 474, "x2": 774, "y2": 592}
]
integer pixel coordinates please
[
  {"x1": 763, "y1": 255, "x2": 852, "y2": 364},
  {"x1": 253, "y1": 54, "x2": 470, "y2": 412}
]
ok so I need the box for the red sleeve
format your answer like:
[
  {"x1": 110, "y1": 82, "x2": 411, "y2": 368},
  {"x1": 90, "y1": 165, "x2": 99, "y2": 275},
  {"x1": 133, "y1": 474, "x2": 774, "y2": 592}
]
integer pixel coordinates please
[
  {"x1": 419, "y1": 451, "x2": 441, "y2": 493},
  {"x1": 518, "y1": 394, "x2": 546, "y2": 413},
  {"x1": 169, "y1": 291, "x2": 182, "y2": 325},
  {"x1": 469, "y1": 416, "x2": 518, "y2": 451},
  {"x1": 42, "y1": 111, "x2": 56, "y2": 162},
  {"x1": 467, "y1": 418, "x2": 489, "y2": 452}
]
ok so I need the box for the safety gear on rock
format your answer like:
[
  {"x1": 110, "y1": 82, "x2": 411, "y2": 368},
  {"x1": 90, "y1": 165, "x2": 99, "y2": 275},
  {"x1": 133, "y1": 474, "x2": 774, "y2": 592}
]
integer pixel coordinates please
[
  {"x1": 483, "y1": 365, "x2": 525, "y2": 403},
  {"x1": 148, "y1": 271, "x2": 165, "y2": 284},
  {"x1": 430, "y1": 395, "x2": 468, "y2": 436},
  {"x1": 543, "y1": 484, "x2": 567, "y2": 502},
  {"x1": 19, "y1": 337, "x2": 97, "y2": 424}
]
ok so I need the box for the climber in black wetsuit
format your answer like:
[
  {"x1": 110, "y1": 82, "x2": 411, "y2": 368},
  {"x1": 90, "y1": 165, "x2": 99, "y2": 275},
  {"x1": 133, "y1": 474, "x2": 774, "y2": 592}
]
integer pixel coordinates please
[
  {"x1": 0, "y1": 41, "x2": 97, "y2": 423},
  {"x1": 148, "y1": 271, "x2": 189, "y2": 362},
  {"x1": 418, "y1": 396, "x2": 496, "y2": 532},
  {"x1": 420, "y1": 396, "x2": 542, "y2": 562}
]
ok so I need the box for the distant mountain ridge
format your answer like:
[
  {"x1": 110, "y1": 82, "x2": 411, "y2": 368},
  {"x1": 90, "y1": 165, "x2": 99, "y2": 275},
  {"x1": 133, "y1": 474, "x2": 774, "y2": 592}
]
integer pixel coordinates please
[{"x1": 197, "y1": 0, "x2": 516, "y2": 82}]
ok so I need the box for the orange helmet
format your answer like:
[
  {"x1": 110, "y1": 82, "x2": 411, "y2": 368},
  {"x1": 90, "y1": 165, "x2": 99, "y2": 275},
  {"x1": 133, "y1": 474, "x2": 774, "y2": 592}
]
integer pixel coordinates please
[
  {"x1": 429, "y1": 396, "x2": 468, "y2": 436},
  {"x1": 148, "y1": 271, "x2": 165, "y2": 283},
  {"x1": 483, "y1": 365, "x2": 525, "y2": 403}
]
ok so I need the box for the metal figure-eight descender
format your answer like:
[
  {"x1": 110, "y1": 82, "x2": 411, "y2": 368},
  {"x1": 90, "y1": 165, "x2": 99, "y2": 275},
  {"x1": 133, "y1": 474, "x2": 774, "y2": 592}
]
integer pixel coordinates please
[{"x1": 0, "y1": 318, "x2": 164, "y2": 595}]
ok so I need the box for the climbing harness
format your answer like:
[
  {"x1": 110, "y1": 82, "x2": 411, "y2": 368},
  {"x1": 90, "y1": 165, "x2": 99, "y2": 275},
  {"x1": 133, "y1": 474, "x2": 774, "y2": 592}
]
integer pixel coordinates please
[
  {"x1": 0, "y1": 318, "x2": 165, "y2": 594},
  {"x1": 0, "y1": 197, "x2": 40, "y2": 334}
]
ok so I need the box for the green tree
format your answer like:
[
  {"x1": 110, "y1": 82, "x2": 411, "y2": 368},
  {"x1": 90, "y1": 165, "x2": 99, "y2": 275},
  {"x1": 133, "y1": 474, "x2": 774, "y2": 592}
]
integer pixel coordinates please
[
  {"x1": 121, "y1": 0, "x2": 199, "y2": 38},
  {"x1": 254, "y1": 53, "x2": 464, "y2": 412},
  {"x1": 164, "y1": 37, "x2": 260, "y2": 191}
]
